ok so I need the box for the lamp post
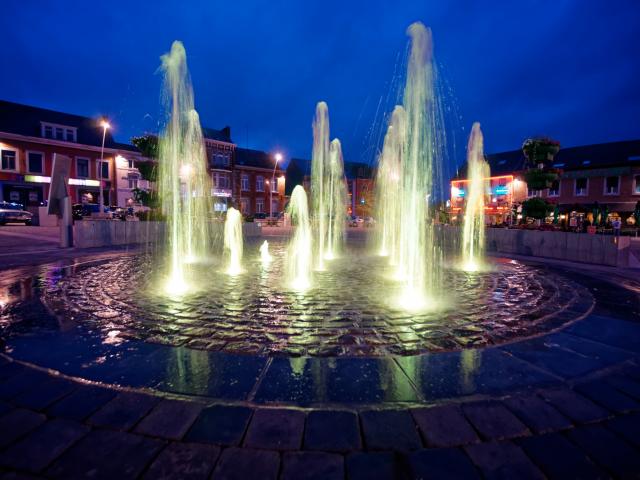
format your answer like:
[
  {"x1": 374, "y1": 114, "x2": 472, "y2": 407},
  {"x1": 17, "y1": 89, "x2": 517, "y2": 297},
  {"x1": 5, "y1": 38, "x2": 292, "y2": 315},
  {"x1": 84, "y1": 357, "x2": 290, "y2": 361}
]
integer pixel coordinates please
[
  {"x1": 270, "y1": 152, "x2": 282, "y2": 221},
  {"x1": 99, "y1": 120, "x2": 110, "y2": 216}
]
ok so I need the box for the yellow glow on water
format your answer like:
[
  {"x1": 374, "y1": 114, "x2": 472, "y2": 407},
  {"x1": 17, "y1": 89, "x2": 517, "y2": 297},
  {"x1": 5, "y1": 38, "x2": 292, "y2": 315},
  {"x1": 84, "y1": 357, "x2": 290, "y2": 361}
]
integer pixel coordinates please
[
  {"x1": 463, "y1": 261, "x2": 480, "y2": 272},
  {"x1": 164, "y1": 271, "x2": 188, "y2": 296},
  {"x1": 224, "y1": 207, "x2": 243, "y2": 276}
]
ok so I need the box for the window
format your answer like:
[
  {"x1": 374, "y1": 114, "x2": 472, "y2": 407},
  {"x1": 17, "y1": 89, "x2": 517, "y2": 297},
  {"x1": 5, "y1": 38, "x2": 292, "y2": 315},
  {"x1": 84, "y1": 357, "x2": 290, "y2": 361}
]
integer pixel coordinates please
[
  {"x1": 575, "y1": 178, "x2": 588, "y2": 196},
  {"x1": 65, "y1": 129, "x2": 75, "y2": 142},
  {"x1": 100, "y1": 161, "x2": 109, "y2": 179},
  {"x1": 256, "y1": 198, "x2": 264, "y2": 213},
  {"x1": 241, "y1": 174, "x2": 249, "y2": 191},
  {"x1": 634, "y1": 174, "x2": 640, "y2": 195},
  {"x1": 240, "y1": 198, "x2": 250, "y2": 214},
  {"x1": 41, "y1": 123, "x2": 76, "y2": 142},
  {"x1": 548, "y1": 180, "x2": 560, "y2": 197},
  {"x1": 256, "y1": 176, "x2": 264, "y2": 192},
  {"x1": 55, "y1": 127, "x2": 64, "y2": 140},
  {"x1": 219, "y1": 175, "x2": 229, "y2": 189},
  {"x1": 43, "y1": 125, "x2": 53, "y2": 139},
  {"x1": 76, "y1": 158, "x2": 89, "y2": 178},
  {"x1": 27, "y1": 152, "x2": 43, "y2": 173},
  {"x1": 128, "y1": 175, "x2": 139, "y2": 189},
  {"x1": 604, "y1": 176, "x2": 619, "y2": 195},
  {"x1": 527, "y1": 187, "x2": 541, "y2": 198},
  {"x1": 1, "y1": 150, "x2": 17, "y2": 171}
]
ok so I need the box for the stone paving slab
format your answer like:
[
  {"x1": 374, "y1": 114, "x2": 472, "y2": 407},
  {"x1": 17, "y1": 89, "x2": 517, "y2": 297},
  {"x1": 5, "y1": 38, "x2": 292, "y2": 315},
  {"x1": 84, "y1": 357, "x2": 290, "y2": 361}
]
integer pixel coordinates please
[
  {"x1": 360, "y1": 410, "x2": 422, "y2": 451},
  {"x1": 518, "y1": 432, "x2": 607, "y2": 479},
  {"x1": 464, "y1": 441, "x2": 545, "y2": 479},
  {"x1": 142, "y1": 442, "x2": 220, "y2": 480},
  {"x1": 0, "y1": 409, "x2": 46, "y2": 449},
  {"x1": 304, "y1": 410, "x2": 361, "y2": 452},
  {"x1": 538, "y1": 389, "x2": 610, "y2": 424},
  {"x1": 11, "y1": 379, "x2": 76, "y2": 411},
  {"x1": 565, "y1": 424, "x2": 640, "y2": 477},
  {"x1": 406, "y1": 447, "x2": 481, "y2": 479},
  {"x1": 461, "y1": 402, "x2": 530, "y2": 440},
  {"x1": 502, "y1": 395, "x2": 572, "y2": 434},
  {"x1": 211, "y1": 447, "x2": 279, "y2": 480},
  {"x1": 135, "y1": 399, "x2": 203, "y2": 440},
  {"x1": 604, "y1": 411, "x2": 640, "y2": 448},
  {"x1": 575, "y1": 380, "x2": 639, "y2": 413},
  {"x1": 244, "y1": 408, "x2": 305, "y2": 450},
  {"x1": 281, "y1": 452, "x2": 344, "y2": 480},
  {"x1": 88, "y1": 391, "x2": 160, "y2": 431},
  {"x1": 0, "y1": 418, "x2": 88, "y2": 473},
  {"x1": 46, "y1": 385, "x2": 117, "y2": 421},
  {"x1": 411, "y1": 405, "x2": 479, "y2": 447},
  {"x1": 46, "y1": 429, "x2": 164, "y2": 479},
  {"x1": 345, "y1": 452, "x2": 400, "y2": 480},
  {"x1": 185, "y1": 405, "x2": 253, "y2": 446}
]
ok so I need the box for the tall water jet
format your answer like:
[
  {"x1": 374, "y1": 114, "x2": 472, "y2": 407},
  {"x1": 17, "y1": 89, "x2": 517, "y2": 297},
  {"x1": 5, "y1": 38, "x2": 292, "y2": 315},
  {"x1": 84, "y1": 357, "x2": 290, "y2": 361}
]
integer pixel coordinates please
[
  {"x1": 325, "y1": 139, "x2": 347, "y2": 260},
  {"x1": 310, "y1": 102, "x2": 346, "y2": 268},
  {"x1": 375, "y1": 22, "x2": 444, "y2": 310},
  {"x1": 286, "y1": 185, "x2": 313, "y2": 290},
  {"x1": 461, "y1": 123, "x2": 490, "y2": 272},
  {"x1": 375, "y1": 106, "x2": 406, "y2": 262},
  {"x1": 224, "y1": 207, "x2": 243, "y2": 275},
  {"x1": 158, "y1": 41, "x2": 212, "y2": 293}
]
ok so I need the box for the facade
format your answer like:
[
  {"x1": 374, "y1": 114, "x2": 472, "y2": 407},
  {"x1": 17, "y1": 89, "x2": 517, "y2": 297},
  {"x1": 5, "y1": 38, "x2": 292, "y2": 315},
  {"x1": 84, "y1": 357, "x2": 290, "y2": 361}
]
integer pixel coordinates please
[
  {"x1": 203, "y1": 127, "x2": 235, "y2": 213},
  {"x1": 234, "y1": 148, "x2": 285, "y2": 216},
  {"x1": 344, "y1": 162, "x2": 375, "y2": 217},
  {"x1": 0, "y1": 100, "x2": 145, "y2": 212},
  {"x1": 451, "y1": 139, "x2": 640, "y2": 224}
]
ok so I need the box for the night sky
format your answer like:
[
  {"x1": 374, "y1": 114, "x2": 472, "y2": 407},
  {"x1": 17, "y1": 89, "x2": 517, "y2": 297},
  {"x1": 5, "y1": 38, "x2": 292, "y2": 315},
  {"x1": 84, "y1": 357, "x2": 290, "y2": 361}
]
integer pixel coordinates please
[{"x1": 2, "y1": 0, "x2": 639, "y2": 173}]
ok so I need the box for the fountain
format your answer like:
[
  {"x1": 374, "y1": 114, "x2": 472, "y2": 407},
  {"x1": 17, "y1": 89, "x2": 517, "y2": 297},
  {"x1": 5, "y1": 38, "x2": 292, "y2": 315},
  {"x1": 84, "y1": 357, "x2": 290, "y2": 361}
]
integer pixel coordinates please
[
  {"x1": 286, "y1": 185, "x2": 313, "y2": 290},
  {"x1": 224, "y1": 207, "x2": 243, "y2": 275},
  {"x1": 461, "y1": 122, "x2": 490, "y2": 272},
  {"x1": 310, "y1": 102, "x2": 346, "y2": 268},
  {"x1": 158, "y1": 41, "x2": 212, "y2": 293},
  {"x1": 259, "y1": 240, "x2": 272, "y2": 265},
  {"x1": 375, "y1": 22, "x2": 444, "y2": 310}
]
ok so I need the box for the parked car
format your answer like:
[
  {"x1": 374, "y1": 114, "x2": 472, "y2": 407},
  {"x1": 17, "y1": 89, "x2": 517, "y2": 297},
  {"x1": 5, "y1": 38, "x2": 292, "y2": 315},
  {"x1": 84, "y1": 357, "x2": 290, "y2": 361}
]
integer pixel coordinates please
[
  {"x1": 0, "y1": 202, "x2": 33, "y2": 225},
  {"x1": 72, "y1": 203, "x2": 113, "y2": 220},
  {"x1": 349, "y1": 215, "x2": 364, "y2": 227}
]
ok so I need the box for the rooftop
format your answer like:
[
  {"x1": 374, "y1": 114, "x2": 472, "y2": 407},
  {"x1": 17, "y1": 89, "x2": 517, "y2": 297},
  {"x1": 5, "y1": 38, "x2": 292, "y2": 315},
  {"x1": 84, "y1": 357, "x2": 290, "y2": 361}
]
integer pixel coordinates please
[{"x1": 0, "y1": 99, "x2": 139, "y2": 152}]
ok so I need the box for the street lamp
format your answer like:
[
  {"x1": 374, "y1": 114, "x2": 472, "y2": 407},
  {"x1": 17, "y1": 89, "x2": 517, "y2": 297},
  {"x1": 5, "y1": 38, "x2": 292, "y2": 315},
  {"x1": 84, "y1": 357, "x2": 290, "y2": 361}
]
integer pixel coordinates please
[
  {"x1": 270, "y1": 152, "x2": 283, "y2": 221},
  {"x1": 99, "y1": 119, "x2": 110, "y2": 216}
]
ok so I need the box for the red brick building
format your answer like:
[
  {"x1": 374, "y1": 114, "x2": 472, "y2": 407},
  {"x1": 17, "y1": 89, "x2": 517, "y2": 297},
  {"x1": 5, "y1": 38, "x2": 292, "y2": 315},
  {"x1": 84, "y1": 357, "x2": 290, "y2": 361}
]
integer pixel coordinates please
[
  {"x1": 0, "y1": 100, "x2": 144, "y2": 212},
  {"x1": 234, "y1": 148, "x2": 285, "y2": 216}
]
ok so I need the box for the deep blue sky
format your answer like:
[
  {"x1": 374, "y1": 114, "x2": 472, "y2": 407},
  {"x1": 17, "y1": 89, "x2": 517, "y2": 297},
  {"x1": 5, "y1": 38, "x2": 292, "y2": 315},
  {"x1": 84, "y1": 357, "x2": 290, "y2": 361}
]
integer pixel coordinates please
[{"x1": 2, "y1": 0, "x2": 639, "y2": 172}]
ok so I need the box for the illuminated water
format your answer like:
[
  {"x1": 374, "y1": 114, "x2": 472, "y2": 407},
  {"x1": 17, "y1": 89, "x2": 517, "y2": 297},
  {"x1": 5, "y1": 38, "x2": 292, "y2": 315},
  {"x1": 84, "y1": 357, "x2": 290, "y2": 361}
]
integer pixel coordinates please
[
  {"x1": 158, "y1": 41, "x2": 212, "y2": 293},
  {"x1": 375, "y1": 22, "x2": 444, "y2": 310},
  {"x1": 286, "y1": 185, "x2": 313, "y2": 290},
  {"x1": 461, "y1": 123, "x2": 490, "y2": 271},
  {"x1": 260, "y1": 240, "x2": 272, "y2": 266},
  {"x1": 310, "y1": 102, "x2": 346, "y2": 269},
  {"x1": 224, "y1": 207, "x2": 243, "y2": 275}
]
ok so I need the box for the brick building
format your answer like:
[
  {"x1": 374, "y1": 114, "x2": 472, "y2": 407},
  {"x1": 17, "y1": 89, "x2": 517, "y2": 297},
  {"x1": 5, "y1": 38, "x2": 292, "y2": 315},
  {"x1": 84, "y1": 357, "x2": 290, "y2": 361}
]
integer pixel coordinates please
[
  {"x1": 450, "y1": 139, "x2": 640, "y2": 224},
  {"x1": 203, "y1": 126, "x2": 235, "y2": 213},
  {"x1": 234, "y1": 147, "x2": 285, "y2": 216},
  {"x1": 0, "y1": 100, "x2": 145, "y2": 213}
]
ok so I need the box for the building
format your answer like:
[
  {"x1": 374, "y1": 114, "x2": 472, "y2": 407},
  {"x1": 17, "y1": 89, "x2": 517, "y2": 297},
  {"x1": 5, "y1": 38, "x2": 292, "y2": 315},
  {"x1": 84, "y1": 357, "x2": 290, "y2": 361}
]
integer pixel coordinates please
[
  {"x1": 450, "y1": 139, "x2": 640, "y2": 224},
  {"x1": 203, "y1": 126, "x2": 235, "y2": 213},
  {"x1": 234, "y1": 147, "x2": 285, "y2": 216},
  {"x1": 344, "y1": 161, "x2": 375, "y2": 217},
  {"x1": 0, "y1": 100, "x2": 145, "y2": 212}
]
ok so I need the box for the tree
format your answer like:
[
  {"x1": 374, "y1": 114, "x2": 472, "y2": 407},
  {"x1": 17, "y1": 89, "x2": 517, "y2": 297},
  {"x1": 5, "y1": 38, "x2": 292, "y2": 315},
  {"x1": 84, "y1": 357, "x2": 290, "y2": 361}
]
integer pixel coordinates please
[{"x1": 521, "y1": 198, "x2": 553, "y2": 220}]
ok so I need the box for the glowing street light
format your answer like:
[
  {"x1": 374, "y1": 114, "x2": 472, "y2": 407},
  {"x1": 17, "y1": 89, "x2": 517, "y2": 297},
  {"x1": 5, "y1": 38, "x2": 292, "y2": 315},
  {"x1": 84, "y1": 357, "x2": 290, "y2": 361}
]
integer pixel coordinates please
[
  {"x1": 270, "y1": 152, "x2": 283, "y2": 221},
  {"x1": 98, "y1": 119, "x2": 110, "y2": 216}
]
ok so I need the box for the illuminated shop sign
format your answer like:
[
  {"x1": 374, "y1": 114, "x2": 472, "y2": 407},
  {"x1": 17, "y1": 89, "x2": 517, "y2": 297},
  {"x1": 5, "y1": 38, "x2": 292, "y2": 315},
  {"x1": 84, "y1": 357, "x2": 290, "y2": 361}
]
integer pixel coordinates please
[{"x1": 24, "y1": 175, "x2": 100, "y2": 187}]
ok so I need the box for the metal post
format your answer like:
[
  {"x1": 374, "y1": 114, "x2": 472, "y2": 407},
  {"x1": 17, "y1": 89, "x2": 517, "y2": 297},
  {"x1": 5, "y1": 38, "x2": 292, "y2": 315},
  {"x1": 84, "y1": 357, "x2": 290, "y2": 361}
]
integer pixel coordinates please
[{"x1": 99, "y1": 125, "x2": 107, "y2": 215}]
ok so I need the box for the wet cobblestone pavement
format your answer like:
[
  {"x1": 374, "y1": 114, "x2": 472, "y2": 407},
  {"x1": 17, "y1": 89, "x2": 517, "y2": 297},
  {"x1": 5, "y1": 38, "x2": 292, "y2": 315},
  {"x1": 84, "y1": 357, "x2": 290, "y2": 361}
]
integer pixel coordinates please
[
  {"x1": 30, "y1": 240, "x2": 594, "y2": 357},
  {"x1": 1, "y1": 239, "x2": 640, "y2": 478}
]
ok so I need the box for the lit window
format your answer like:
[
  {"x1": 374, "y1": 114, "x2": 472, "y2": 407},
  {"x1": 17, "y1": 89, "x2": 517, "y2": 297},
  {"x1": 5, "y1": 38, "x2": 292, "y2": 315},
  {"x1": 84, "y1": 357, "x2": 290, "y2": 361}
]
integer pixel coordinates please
[
  {"x1": 256, "y1": 176, "x2": 264, "y2": 192},
  {"x1": 27, "y1": 152, "x2": 43, "y2": 173},
  {"x1": 1, "y1": 150, "x2": 17, "y2": 171},
  {"x1": 635, "y1": 175, "x2": 640, "y2": 194}
]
